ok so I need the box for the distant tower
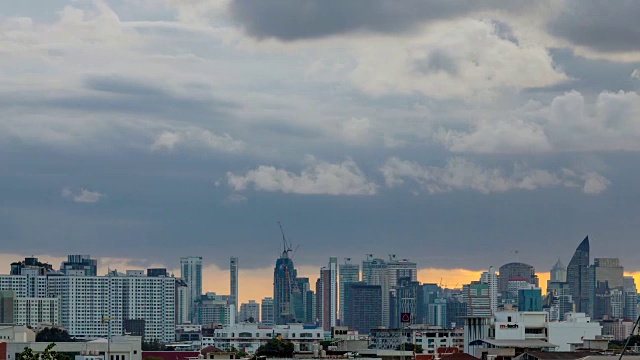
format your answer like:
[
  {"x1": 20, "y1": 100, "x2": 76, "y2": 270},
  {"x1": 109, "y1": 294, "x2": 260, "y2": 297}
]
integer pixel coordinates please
[
  {"x1": 180, "y1": 256, "x2": 203, "y2": 323},
  {"x1": 481, "y1": 266, "x2": 498, "y2": 315},
  {"x1": 230, "y1": 257, "x2": 239, "y2": 323},
  {"x1": 261, "y1": 297, "x2": 275, "y2": 325},
  {"x1": 273, "y1": 223, "x2": 297, "y2": 324},
  {"x1": 566, "y1": 236, "x2": 590, "y2": 314},
  {"x1": 339, "y1": 258, "x2": 360, "y2": 322},
  {"x1": 550, "y1": 258, "x2": 567, "y2": 283},
  {"x1": 364, "y1": 257, "x2": 390, "y2": 326}
]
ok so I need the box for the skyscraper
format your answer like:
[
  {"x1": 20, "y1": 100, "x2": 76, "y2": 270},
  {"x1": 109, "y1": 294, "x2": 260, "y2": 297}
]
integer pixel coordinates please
[
  {"x1": 462, "y1": 282, "x2": 491, "y2": 316},
  {"x1": 480, "y1": 267, "x2": 498, "y2": 315},
  {"x1": 624, "y1": 276, "x2": 638, "y2": 321},
  {"x1": 567, "y1": 236, "x2": 590, "y2": 314},
  {"x1": 274, "y1": 246, "x2": 297, "y2": 325},
  {"x1": 550, "y1": 258, "x2": 567, "y2": 283},
  {"x1": 329, "y1": 257, "x2": 338, "y2": 329},
  {"x1": 387, "y1": 255, "x2": 418, "y2": 289},
  {"x1": 230, "y1": 257, "x2": 238, "y2": 323},
  {"x1": 363, "y1": 257, "x2": 390, "y2": 326},
  {"x1": 344, "y1": 282, "x2": 382, "y2": 335},
  {"x1": 180, "y1": 256, "x2": 203, "y2": 323},
  {"x1": 261, "y1": 297, "x2": 274, "y2": 325},
  {"x1": 317, "y1": 259, "x2": 337, "y2": 331},
  {"x1": 339, "y1": 258, "x2": 359, "y2": 323},
  {"x1": 591, "y1": 258, "x2": 624, "y2": 320},
  {"x1": 60, "y1": 255, "x2": 98, "y2": 276},
  {"x1": 498, "y1": 262, "x2": 538, "y2": 298}
]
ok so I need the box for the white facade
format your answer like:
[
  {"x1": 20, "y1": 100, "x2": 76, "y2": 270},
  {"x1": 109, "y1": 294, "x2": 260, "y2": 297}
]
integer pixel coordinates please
[
  {"x1": 261, "y1": 297, "x2": 274, "y2": 326},
  {"x1": 201, "y1": 323, "x2": 323, "y2": 354},
  {"x1": 4, "y1": 335, "x2": 142, "y2": 360},
  {"x1": 180, "y1": 256, "x2": 202, "y2": 323},
  {"x1": 176, "y1": 279, "x2": 190, "y2": 325},
  {"x1": 547, "y1": 313, "x2": 602, "y2": 351},
  {"x1": 480, "y1": 267, "x2": 498, "y2": 315},
  {"x1": 239, "y1": 300, "x2": 260, "y2": 323},
  {"x1": 48, "y1": 273, "x2": 176, "y2": 343},
  {"x1": 13, "y1": 297, "x2": 60, "y2": 328}
]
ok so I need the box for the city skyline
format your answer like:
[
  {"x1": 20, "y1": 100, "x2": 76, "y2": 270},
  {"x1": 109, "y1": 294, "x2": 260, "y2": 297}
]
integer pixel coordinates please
[{"x1": 3, "y1": 1, "x2": 640, "y2": 275}]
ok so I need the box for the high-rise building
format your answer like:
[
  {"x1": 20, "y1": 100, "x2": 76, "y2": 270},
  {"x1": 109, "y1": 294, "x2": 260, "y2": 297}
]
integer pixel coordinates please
[
  {"x1": 0, "y1": 290, "x2": 14, "y2": 323},
  {"x1": 292, "y1": 277, "x2": 310, "y2": 323},
  {"x1": 547, "y1": 281, "x2": 574, "y2": 321},
  {"x1": 339, "y1": 259, "x2": 359, "y2": 322},
  {"x1": 390, "y1": 280, "x2": 423, "y2": 327},
  {"x1": 10, "y1": 257, "x2": 54, "y2": 276},
  {"x1": 196, "y1": 292, "x2": 232, "y2": 326},
  {"x1": 180, "y1": 256, "x2": 203, "y2": 323},
  {"x1": 462, "y1": 282, "x2": 491, "y2": 316},
  {"x1": 498, "y1": 262, "x2": 538, "y2": 298},
  {"x1": 624, "y1": 276, "x2": 638, "y2": 321},
  {"x1": 427, "y1": 299, "x2": 447, "y2": 327},
  {"x1": 239, "y1": 300, "x2": 260, "y2": 323},
  {"x1": 147, "y1": 268, "x2": 169, "y2": 277},
  {"x1": 387, "y1": 255, "x2": 418, "y2": 289},
  {"x1": 305, "y1": 290, "x2": 316, "y2": 324},
  {"x1": 48, "y1": 272, "x2": 176, "y2": 342},
  {"x1": 230, "y1": 257, "x2": 239, "y2": 323},
  {"x1": 518, "y1": 288, "x2": 542, "y2": 311},
  {"x1": 446, "y1": 298, "x2": 467, "y2": 328},
  {"x1": 590, "y1": 258, "x2": 624, "y2": 320},
  {"x1": 480, "y1": 267, "x2": 498, "y2": 315},
  {"x1": 176, "y1": 278, "x2": 190, "y2": 325},
  {"x1": 274, "y1": 244, "x2": 297, "y2": 325},
  {"x1": 363, "y1": 257, "x2": 390, "y2": 326},
  {"x1": 344, "y1": 282, "x2": 382, "y2": 335},
  {"x1": 566, "y1": 236, "x2": 590, "y2": 314},
  {"x1": 60, "y1": 255, "x2": 98, "y2": 276},
  {"x1": 550, "y1": 258, "x2": 567, "y2": 283},
  {"x1": 261, "y1": 297, "x2": 274, "y2": 326},
  {"x1": 317, "y1": 261, "x2": 337, "y2": 331}
]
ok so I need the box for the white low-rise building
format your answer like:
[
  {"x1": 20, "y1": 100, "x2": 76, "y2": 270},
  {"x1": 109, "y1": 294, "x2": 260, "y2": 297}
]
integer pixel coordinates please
[
  {"x1": 201, "y1": 323, "x2": 323, "y2": 354},
  {"x1": 547, "y1": 313, "x2": 602, "y2": 351}
]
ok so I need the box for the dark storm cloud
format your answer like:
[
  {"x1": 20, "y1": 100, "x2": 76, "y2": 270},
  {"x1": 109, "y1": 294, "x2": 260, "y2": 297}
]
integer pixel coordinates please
[
  {"x1": 549, "y1": 0, "x2": 640, "y2": 52},
  {"x1": 229, "y1": 0, "x2": 536, "y2": 41}
]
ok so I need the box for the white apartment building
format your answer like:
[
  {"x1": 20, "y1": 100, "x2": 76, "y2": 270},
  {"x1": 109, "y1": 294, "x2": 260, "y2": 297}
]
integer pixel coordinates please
[
  {"x1": 239, "y1": 300, "x2": 260, "y2": 323},
  {"x1": 480, "y1": 267, "x2": 498, "y2": 315},
  {"x1": 201, "y1": 323, "x2": 323, "y2": 354},
  {"x1": 13, "y1": 297, "x2": 60, "y2": 328}
]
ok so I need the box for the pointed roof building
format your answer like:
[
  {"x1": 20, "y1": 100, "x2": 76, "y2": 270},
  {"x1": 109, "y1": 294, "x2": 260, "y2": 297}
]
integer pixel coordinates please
[{"x1": 566, "y1": 236, "x2": 590, "y2": 314}]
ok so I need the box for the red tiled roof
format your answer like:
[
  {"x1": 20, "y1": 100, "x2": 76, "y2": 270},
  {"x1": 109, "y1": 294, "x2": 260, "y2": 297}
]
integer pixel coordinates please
[{"x1": 143, "y1": 351, "x2": 200, "y2": 360}]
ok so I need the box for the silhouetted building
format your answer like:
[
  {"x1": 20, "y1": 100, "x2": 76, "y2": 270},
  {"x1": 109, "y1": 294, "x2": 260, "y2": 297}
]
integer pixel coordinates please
[
  {"x1": 10, "y1": 257, "x2": 53, "y2": 276},
  {"x1": 446, "y1": 299, "x2": 467, "y2": 328},
  {"x1": 274, "y1": 245, "x2": 297, "y2": 325},
  {"x1": 567, "y1": 236, "x2": 590, "y2": 314},
  {"x1": 344, "y1": 282, "x2": 382, "y2": 335},
  {"x1": 498, "y1": 262, "x2": 538, "y2": 299},
  {"x1": 61, "y1": 255, "x2": 98, "y2": 276}
]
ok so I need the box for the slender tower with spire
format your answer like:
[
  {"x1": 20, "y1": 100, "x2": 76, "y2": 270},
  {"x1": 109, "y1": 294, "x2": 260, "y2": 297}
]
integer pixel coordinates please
[{"x1": 273, "y1": 223, "x2": 297, "y2": 324}]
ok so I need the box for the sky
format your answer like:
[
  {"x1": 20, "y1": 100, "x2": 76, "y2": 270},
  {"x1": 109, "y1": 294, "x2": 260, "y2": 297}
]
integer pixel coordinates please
[{"x1": 2, "y1": 0, "x2": 640, "y2": 303}]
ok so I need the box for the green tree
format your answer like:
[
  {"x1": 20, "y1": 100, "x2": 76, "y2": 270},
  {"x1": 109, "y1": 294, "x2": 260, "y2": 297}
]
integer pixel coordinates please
[
  {"x1": 142, "y1": 340, "x2": 165, "y2": 351},
  {"x1": 36, "y1": 328, "x2": 73, "y2": 343},
  {"x1": 18, "y1": 343, "x2": 71, "y2": 360},
  {"x1": 255, "y1": 338, "x2": 294, "y2": 358},
  {"x1": 396, "y1": 343, "x2": 424, "y2": 353}
]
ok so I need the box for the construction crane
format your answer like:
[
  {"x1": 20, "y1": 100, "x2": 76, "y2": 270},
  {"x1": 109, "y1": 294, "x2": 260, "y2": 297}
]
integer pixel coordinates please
[{"x1": 277, "y1": 221, "x2": 300, "y2": 323}]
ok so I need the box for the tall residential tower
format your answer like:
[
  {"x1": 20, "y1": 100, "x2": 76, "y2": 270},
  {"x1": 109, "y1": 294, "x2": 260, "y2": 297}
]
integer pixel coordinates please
[
  {"x1": 230, "y1": 257, "x2": 238, "y2": 323},
  {"x1": 180, "y1": 256, "x2": 203, "y2": 323},
  {"x1": 339, "y1": 258, "x2": 359, "y2": 323}
]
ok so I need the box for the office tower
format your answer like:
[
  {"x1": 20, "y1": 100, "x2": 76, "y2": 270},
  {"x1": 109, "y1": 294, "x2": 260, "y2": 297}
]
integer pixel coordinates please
[
  {"x1": 498, "y1": 262, "x2": 538, "y2": 298},
  {"x1": 344, "y1": 282, "x2": 382, "y2": 335},
  {"x1": 181, "y1": 256, "x2": 203, "y2": 322},
  {"x1": 446, "y1": 298, "x2": 467, "y2": 328},
  {"x1": 624, "y1": 276, "x2": 638, "y2": 321},
  {"x1": 317, "y1": 264, "x2": 336, "y2": 331},
  {"x1": 48, "y1": 272, "x2": 176, "y2": 342},
  {"x1": 195, "y1": 292, "x2": 232, "y2": 326},
  {"x1": 147, "y1": 268, "x2": 168, "y2": 277},
  {"x1": 230, "y1": 257, "x2": 238, "y2": 322},
  {"x1": 329, "y1": 257, "x2": 338, "y2": 328},
  {"x1": 305, "y1": 290, "x2": 316, "y2": 324},
  {"x1": 176, "y1": 279, "x2": 190, "y2": 325},
  {"x1": 462, "y1": 282, "x2": 491, "y2": 316},
  {"x1": 518, "y1": 288, "x2": 542, "y2": 311},
  {"x1": 261, "y1": 297, "x2": 275, "y2": 326},
  {"x1": 427, "y1": 299, "x2": 447, "y2": 327},
  {"x1": 567, "y1": 236, "x2": 590, "y2": 314},
  {"x1": 239, "y1": 300, "x2": 260, "y2": 323},
  {"x1": 390, "y1": 280, "x2": 424, "y2": 327},
  {"x1": 274, "y1": 244, "x2": 297, "y2": 325},
  {"x1": 363, "y1": 257, "x2": 390, "y2": 326},
  {"x1": 339, "y1": 258, "x2": 359, "y2": 322},
  {"x1": 480, "y1": 267, "x2": 498, "y2": 315},
  {"x1": 387, "y1": 255, "x2": 418, "y2": 289},
  {"x1": 550, "y1": 258, "x2": 567, "y2": 283},
  {"x1": 291, "y1": 277, "x2": 310, "y2": 323},
  {"x1": 61, "y1": 255, "x2": 98, "y2": 276},
  {"x1": 547, "y1": 282, "x2": 574, "y2": 321},
  {"x1": 591, "y1": 258, "x2": 624, "y2": 320}
]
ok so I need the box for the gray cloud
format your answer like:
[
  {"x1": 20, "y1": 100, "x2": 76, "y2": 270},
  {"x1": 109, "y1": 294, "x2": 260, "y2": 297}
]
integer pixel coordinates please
[
  {"x1": 548, "y1": 1, "x2": 640, "y2": 53},
  {"x1": 229, "y1": 0, "x2": 536, "y2": 40}
]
